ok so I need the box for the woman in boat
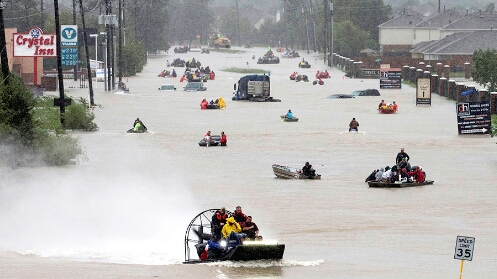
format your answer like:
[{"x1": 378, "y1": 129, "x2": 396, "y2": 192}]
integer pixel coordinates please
[{"x1": 220, "y1": 132, "x2": 227, "y2": 146}]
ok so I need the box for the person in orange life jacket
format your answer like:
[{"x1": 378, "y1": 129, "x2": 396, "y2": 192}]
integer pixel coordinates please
[
  {"x1": 220, "y1": 131, "x2": 227, "y2": 146},
  {"x1": 211, "y1": 207, "x2": 227, "y2": 240},
  {"x1": 232, "y1": 206, "x2": 247, "y2": 223}
]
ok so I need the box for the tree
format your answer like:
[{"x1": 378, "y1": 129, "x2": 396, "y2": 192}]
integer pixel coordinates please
[
  {"x1": 471, "y1": 49, "x2": 497, "y2": 93},
  {"x1": 129, "y1": 0, "x2": 171, "y2": 53},
  {"x1": 333, "y1": 20, "x2": 369, "y2": 57}
]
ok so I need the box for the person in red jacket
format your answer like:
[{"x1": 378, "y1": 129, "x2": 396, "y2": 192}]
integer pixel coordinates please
[
  {"x1": 408, "y1": 166, "x2": 425, "y2": 183},
  {"x1": 200, "y1": 99, "x2": 208, "y2": 109},
  {"x1": 232, "y1": 206, "x2": 247, "y2": 223},
  {"x1": 220, "y1": 131, "x2": 227, "y2": 146}
]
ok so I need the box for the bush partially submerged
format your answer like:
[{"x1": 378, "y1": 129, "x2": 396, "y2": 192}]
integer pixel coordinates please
[{"x1": 1, "y1": 73, "x2": 97, "y2": 167}]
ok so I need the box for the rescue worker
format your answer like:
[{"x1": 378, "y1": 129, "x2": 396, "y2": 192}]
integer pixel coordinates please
[{"x1": 218, "y1": 97, "x2": 226, "y2": 109}]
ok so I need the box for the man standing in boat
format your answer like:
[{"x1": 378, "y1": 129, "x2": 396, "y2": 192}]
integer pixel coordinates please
[{"x1": 395, "y1": 148, "x2": 410, "y2": 165}]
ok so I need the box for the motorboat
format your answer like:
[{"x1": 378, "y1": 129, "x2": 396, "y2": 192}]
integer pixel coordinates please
[
  {"x1": 272, "y1": 164, "x2": 321, "y2": 179},
  {"x1": 183, "y1": 209, "x2": 285, "y2": 264},
  {"x1": 368, "y1": 180, "x2": 434, "y2": 188},
  {"x1": 198, "y1": 135, "x2": 221, "y2": 146},
  {"x1": 280, "y1": 115, "x2": 299, "y2": 122}
]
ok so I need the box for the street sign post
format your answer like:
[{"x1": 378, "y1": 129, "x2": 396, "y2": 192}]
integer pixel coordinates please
[{"x1": 454, "y1": 236, "x2": 475, "y2": 279}]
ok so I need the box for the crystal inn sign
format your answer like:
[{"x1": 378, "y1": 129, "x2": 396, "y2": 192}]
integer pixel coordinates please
[
  {"x1": 13, "y1": 27, "x2": 56, "y2": 84},
  {"x1": 13, "y1": 27, "x2": 57, "y2": 57}
]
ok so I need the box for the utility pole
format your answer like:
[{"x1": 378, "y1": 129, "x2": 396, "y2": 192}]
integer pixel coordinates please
[
  {"x1": 329, "y1": 1, "x2": 333, "y2": 67},
  {"x1": 79, "y1": 0, "x2": 94, "y2": 106},
  {"x1": 54, "y1": 0, "x2": 70, "y2": 125},
  {"x1": 72, "y1": 0, "x2": 77, "y2": 81},
  {"x1": 118, "y1": 0, "x2": 123, "y2": 89},
  {"x1": 40, "y1": 0, "x2": 45, "y2": 30},
  {"x1": 310, "y1": 0, "x2": 317, "y2": 53},
  {"x1": 235, "y1": 0, "x2": 241, "y2": 47},
  {"x1": 302, "y1": 4, "x2": 310, "y2": 54},
  {"x1": 323, "y1": 0, "x2": 328, "y2": 64},
  {"x1": 105, "y1": 0, "x2": 111, "y2": 91},
  {"x1": 0, "y1": 1, "x2": 10, "y2": 85}
]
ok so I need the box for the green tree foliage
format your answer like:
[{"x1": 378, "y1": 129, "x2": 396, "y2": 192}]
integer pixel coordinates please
[
  {"x1": 471, "y1": 49, "x2": 497, "y2": 93},
  {"x1": 333, "y1": 20, "x2": 369, "y2": 57},
  {"x1": 0, "y1": 73, "x2": 93, "y2": 167},
  {"x1": 0, "y1": 74, "x2": 35, "y2": 147},
  {"x1": 128, "y1": 0, "x2": 171, "y2": 53},
  {"x1": 333, "y1": 0, "x2": 391, "y2": 45},
  {"x1": 168, "y1": 0, "x2": 214, "y2": 44},
  {"x1": 218, "y1": 11, "x2": 255, "y2": 46},
  {"x1": 2, "y1": 0, "x2": 42, "y2": 31},
  {"x1": 123, "y1": 38, "x2": 147, "y2": 76}
]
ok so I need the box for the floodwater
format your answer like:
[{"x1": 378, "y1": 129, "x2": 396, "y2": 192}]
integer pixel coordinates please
[{"x1": 1, "y1": 46, "x2": 497, "y2": 279}]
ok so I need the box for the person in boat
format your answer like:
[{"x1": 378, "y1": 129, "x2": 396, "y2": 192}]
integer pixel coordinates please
[
  {"x1": 302, "y1": 162, "x2": 316, "y2": 178},
  {"x1": 222, "y1": 216, "x2": 247, "y2": 247},
  {"x1": 166, "y1": 60, "x2": 170, "y2": 67},
  {"x1": 211, "y1": 207, "x2": 227, "y2": 240},
  {"x1": 381, "y1": 166, "x2": 392, "y2": 183},
  {"x1": 375, "y1": 167, "x2": 384, "y2": 182},
  {"x1": 232, "y1": 206, "x2": 247, "y2": 223},
  {"x1": 172, "y1": 69, "x2": 177, "y2": 77},
  {"x1": 392, "y1": 101, "x2": 398, "y2": 112},
  {"x1": 204, "y1": 131, "x2": 213, "y2": 146},
  {"x1": 220, "y1": 131, "x2": 227, "y2": 146},
  {"x1": 240, "y1": 216, "x2": 260, "y2": 240},
  {"x1": 378, "y1": 100, "x2": 386, "y2": 109},
  {"x1": 209, "y1": 100, "x2": 215, "y2": 105},
  {"x1": 390, "y1": 165, "x2": 399, "y2": 182},
  {"x1": 365, "y1": 169, "x2": 378, "y2": 182},
  {"x1": 285, "y1": 109, "x2": 293, "y2": 119},
  {"x1": 408, "y1": 166, "x2": 425, "y2": 183},
  {"x1": 395, "y1": 148, "x2": 410, "y2": 165},
  {"x1": 397, "y1": 157, "x2": 411, "y2": 172},
  {"x1": 200, "y1": 99, "x2": 208, "y2": 109},
  {"x1": 218, "y1": 97, "x2": 226, "y2": 109},
  {"x1": 133, "y1": 118, "x2": 146, "y2": 132},
  {"x1": 349, "y1": 117, "x2": 359, "y2": 131}
]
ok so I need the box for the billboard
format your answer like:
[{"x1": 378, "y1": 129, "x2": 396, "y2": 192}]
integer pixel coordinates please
[
  {"x1": 380, "y1": 68, "x2": 402, "y2": 89},
  {"x1": 456, "y1": 101, "x2": 491, "y2": 134},
  {"x1": 13, "y1": 27, "x2": 56, "y2": 57}
]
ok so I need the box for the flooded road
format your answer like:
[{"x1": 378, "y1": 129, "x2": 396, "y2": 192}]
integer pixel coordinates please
[{"x1": 1, "y1": 46, "x2": 497, "y2": 279}]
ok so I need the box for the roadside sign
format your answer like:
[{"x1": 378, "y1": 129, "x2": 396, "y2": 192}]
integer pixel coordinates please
[
  {"x1": 454, "y1": 236, "x2": 475, "y2": 261},
  {"x1": 416, "y1": 78, "x2": 431, "y2": 105},
  {"x1": 456, "y1": 101, "x2": 491, "y2": 135}
]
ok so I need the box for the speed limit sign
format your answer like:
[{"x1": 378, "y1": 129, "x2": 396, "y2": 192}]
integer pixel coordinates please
[{"x1": 454, "y1": 236, "x2": 475, "y2": 261}]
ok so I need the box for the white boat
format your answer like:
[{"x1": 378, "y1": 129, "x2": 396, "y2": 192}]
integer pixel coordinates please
[{"x1": 272, "y1": 164, "x2": 321, "y2": 179}]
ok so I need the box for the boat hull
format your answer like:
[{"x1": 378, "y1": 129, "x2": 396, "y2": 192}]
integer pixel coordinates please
[
  {"x1": 368, "y1": 180, "x2": 434, "y2": 188},
  {"x1": 272, "y1": 164, "x2": 321, "y2": 179},
  {"x1": 183, "y1": 244, "x2": 285, "y2": 264}
]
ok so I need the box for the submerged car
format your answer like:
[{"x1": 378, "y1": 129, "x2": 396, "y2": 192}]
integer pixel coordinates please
[
  {"x1": 184, "y1": 82, "x2": 207, "y2": 92},
  {"x1": 350, "y1": 89, "x2": 380, "y2": 96},
  {"x1": 327, "y1": 94, "x2": 355, "y2": 99},
  {"x1": 158, "y1": 84, "x2": 176, "y2": 91}
]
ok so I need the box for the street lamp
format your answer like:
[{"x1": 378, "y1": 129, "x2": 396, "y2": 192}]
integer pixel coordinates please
[
  {"x1": 90, "y1": 33, "x2": 98, "y2": 88},
  {"x1": 100, "y1": 32, "x2": 107, "y2": 91}
]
